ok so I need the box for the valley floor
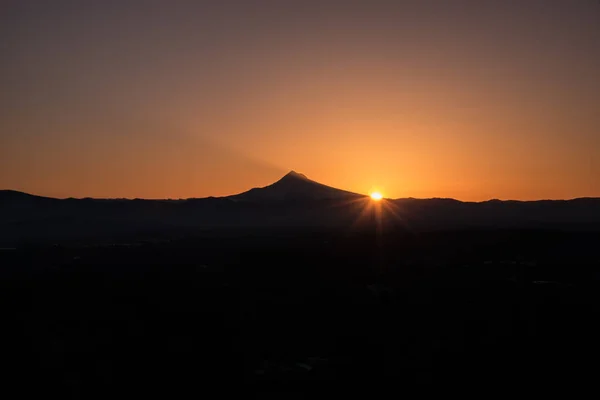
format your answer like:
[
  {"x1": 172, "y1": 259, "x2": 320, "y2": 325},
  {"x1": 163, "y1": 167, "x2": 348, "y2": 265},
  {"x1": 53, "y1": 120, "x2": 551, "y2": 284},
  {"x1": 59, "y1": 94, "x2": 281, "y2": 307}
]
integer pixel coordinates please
[{"x1": 1, "y1": 229, "x2": 599, "y2": 397}]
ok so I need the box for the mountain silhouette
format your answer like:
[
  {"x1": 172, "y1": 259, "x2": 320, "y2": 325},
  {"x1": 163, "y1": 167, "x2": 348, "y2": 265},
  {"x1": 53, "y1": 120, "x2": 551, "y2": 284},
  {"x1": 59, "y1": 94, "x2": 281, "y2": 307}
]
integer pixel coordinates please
[
  {"x1": 2, "y1": 172, "x2": 600, "y2": 244},
  {"x1": 229, "y1": 171, "x2": 364, "y2": 202},
  {"x1": 0, "y1": 190, "x2": 57, "y2": 206}
]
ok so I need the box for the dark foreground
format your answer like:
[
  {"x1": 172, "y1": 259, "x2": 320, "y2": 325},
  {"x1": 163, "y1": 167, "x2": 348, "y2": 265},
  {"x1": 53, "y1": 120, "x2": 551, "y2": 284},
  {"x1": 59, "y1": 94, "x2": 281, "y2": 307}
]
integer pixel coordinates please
[{"x1": 1, "y1": 229, "x2": 599, "y2": 397}]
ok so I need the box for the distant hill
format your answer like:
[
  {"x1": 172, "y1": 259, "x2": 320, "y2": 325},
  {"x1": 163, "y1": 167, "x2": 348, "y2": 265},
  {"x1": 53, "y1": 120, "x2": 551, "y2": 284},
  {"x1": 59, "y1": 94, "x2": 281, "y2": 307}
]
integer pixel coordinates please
[
  {"x1": 0, "y1": 190, "x2": 58, "y2": 205},
  {"x1": 1, "y1": 172, "x2": 600, "y2": 244}
]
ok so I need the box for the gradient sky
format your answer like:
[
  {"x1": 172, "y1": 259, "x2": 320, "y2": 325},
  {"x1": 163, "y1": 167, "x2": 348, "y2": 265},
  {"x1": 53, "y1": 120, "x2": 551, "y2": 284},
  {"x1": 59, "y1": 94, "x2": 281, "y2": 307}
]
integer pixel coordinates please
[{"x1": 1, "y1": 0, "x2": 599, "y2": 200}]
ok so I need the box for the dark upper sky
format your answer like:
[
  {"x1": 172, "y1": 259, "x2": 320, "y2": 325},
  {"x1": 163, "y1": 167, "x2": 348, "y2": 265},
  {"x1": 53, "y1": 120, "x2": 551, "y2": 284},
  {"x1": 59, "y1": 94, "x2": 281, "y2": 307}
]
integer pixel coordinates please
[{"x1": 1, "y1": 0, "x2": 599, "y2": 200}]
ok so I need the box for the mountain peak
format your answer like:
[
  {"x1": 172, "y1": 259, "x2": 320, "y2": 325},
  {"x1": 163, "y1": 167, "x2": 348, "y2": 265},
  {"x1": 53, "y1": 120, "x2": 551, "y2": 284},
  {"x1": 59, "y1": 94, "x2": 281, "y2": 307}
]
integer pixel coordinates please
[{"x1": 282, "y1": 170, "x2": 309, "y2": 181}]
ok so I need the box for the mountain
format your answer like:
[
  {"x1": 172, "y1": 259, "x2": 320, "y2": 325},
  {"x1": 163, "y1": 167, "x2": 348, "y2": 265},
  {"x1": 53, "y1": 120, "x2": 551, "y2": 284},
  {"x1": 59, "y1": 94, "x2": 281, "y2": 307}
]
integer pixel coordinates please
[
  {"x1": 228, "y1": 171, "x2": 364, "y2": 202},
  {"x1": 2, "y1": 172, "x2": 600, "y2": 244},
  {"x1": 0, "y1": 190, "x2": 58, "y2": 206}
]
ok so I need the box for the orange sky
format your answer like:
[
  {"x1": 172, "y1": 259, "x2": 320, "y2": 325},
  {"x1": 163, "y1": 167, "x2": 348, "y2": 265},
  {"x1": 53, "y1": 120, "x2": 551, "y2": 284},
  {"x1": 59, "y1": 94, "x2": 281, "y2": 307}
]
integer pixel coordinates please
[{"x1": 1, "y1": 1, "x2": 599, "y2": 201}]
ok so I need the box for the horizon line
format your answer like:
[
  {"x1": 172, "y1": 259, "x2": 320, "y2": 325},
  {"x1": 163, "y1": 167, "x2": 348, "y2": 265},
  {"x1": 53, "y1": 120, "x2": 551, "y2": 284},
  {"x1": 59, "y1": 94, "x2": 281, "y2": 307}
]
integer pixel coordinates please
[{"x1": 1, "y1": 188, "x2": 598, "y2": 204}]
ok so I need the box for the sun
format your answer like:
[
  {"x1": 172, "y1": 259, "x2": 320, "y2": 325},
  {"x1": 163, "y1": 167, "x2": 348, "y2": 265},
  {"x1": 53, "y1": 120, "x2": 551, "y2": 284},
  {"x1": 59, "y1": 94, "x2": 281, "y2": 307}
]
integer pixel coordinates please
[{"x1": 370, "y1": 192, "x2": 383, "y2": 201}]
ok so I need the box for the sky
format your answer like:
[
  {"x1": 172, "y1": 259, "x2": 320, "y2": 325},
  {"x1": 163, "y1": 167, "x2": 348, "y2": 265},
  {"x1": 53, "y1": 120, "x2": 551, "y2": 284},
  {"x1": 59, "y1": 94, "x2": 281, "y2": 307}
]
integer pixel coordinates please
[{"x1": 1, "y1": 0, "x2": 599, "y2": 201}]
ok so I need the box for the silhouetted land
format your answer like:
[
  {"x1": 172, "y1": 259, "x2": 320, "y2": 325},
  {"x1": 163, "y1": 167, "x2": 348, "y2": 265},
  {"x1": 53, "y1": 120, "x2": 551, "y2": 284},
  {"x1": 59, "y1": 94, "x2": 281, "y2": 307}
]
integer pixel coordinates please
[
  {"x1": 2, "y1": 171, "x2": 600, "y2": 245},
  {"x1": 1, "y1": 228, "x2": 599, "y2": 397},
  {"x1": 2, "y1": 173, "x2": 600, "y2": 396}
]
